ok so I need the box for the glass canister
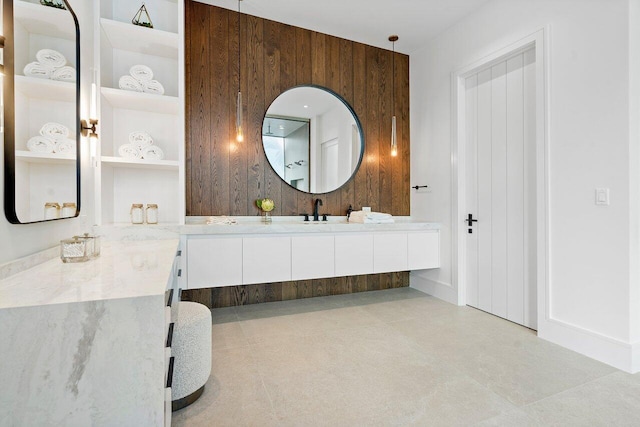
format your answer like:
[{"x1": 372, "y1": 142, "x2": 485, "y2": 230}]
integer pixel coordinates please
[
  {"x1": 130, "y1": 203, "x2": 144, "y2": 224},
  {"x1": 44, "y1": 202, "x2": 60, "y2": 220},
  {"x1": 61, "y1": 202, "x2": 77, "y2": 217},
  {"x1": 60, "y1": 236, "x2": 90, "y2": 263},
  {"x1": 146, "y1": 204, "x2": 158, "y2": 224}
]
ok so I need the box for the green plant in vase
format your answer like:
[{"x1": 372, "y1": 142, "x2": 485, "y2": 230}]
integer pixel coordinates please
[{"x1": 256, "y1": 198, "x2": 275, "y2": 223}]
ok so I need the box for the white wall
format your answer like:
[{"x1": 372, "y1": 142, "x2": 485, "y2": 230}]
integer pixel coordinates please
[
  {"x1": 0, "y1": 0, "x2": 95, "y2": 265},
  {"x1": 410, "y1": 0, "x2": 638, "y2": 371}
]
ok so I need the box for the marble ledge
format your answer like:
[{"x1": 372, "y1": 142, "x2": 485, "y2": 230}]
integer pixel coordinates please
[
  {"x1": 95, "y1": 216, "x2": 441, "y2": 239},
  {"x1": 0, "y1": 239, "x2": 179, "y2": 310}
]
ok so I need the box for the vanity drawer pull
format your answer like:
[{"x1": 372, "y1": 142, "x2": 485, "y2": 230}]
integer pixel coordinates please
[
  {"x1": 178, "y1": 288, "x2": 183, "y2": 300},
  {"x1": 176, "y1": 250, "x2": 182, "y2": 257},
  {"x1": 166, "y1": 289, "x2": 174, "y2": 307},
  {"x1": 166, "y1": 322, "x2": 174, "y2": 348},
  {"x1": 166, "y1": 357, "x2": 175, "y2": 389},
  {"x1": 177, "y1": 268, "x2": 182, "y2": 277}
]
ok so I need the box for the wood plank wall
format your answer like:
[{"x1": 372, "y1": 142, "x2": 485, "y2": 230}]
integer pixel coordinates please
[
  {"x1": 182, "y1": 1, "x2": 411, "y2": 307},
  {"x1": 185, "y1": 0, "x2": 410, "y2": 217}
]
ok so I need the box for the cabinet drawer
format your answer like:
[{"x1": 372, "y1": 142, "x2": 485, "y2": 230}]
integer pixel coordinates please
[
  {"x1": 188, "y1": 237, "x2": 243, "y2": 288},
  {"x1": 243, "y1": 237, "x2": 291, "y2": 284},
  {"x1": 374, "y1": 233, "x2": 408, "y2": 273},
  {"x1": 335, "y1": 234, "x2": 374, "y2": 276},
  {"x1": 291, "y1": 235, "x2": 334, "y2": 280},
  {"x1": 408, "y1": 231, "x2": 440, "y2": 270}
]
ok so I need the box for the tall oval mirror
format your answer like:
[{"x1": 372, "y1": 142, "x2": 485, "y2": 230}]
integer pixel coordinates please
[
  {"x1": 3, "y1": 0, "x2": 80, "y2": 223},
  {"x1": 262, "y1": 85, "x2": 363, "y2": 194}
]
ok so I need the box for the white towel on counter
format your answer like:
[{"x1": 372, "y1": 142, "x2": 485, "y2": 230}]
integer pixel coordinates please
[
  {"x1": 40, "y1": 122, "x2": 69, "y2": 139},
  {"x1": 206, "y1": 216, "x2": 238, "y2": 225},
  {"x1": 129, "y1": 131, "x2": 153, "y2": 149},
  {"x1": 27, "y1": 136, "x2": 56, "y2": 153},
  {"x1": 54, "y1": 138, "x2": 76, "y2": 154},
  {"x1": 118, "y1": 143, "x2": 142, "y2": 159},
  {"x1": 129, "y1": 64, "x2": 153, "y2": 82},
  {"x1": 36, "y1": 49, "x2": 67, "y2": 69},
  {"x1": 23, "y1": 62, "x2": 51, "y2": 79},
  {"x1": 141, "y1": 145, "x2": 164, "y2": 160},
  {"x1": 348, "y1": 211, "x2": 395, "y2": 224},
  {"x1": 142, "y1": 79, "x2": 165, "y2": 95},
  {"x1": 51, "y1": 66, "x2": 76, "y2": 82},
  {"x1": 118, "y1": 75, "x2": 143, "y2": 92}
]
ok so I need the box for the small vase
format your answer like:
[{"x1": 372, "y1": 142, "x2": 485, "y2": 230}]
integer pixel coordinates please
[{"x1": 263, "y1": 211, "x2": 272, "y2": 223}]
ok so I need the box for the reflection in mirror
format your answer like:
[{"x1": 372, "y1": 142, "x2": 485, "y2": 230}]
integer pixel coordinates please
[
  {"x1": 262, "y1": 86, "x2": 363, "y2": 194},
  {"x1": 3, "y1": 0, "x2": 80, "y2": 223}
]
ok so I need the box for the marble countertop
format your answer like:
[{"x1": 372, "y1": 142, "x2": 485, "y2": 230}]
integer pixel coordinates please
[
  {"x1": 0, "y1": 239, "x2": 179, "y2": 310},
  {"x1": 95, "y1": 217, "x2": 441, "y2": 239}
]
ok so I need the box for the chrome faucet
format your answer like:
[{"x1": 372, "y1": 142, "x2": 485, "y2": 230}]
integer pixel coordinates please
[{"x1": 313, "y1": 198, "x2": 323, "y2": 221}]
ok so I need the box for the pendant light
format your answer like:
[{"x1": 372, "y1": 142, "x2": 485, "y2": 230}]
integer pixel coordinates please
[
  {"x1": 389, "y1": 35, "x2": 398, "y2": 157},
  {"x1": 236, "y1": 0, "x2": 244, "y2": 142}
]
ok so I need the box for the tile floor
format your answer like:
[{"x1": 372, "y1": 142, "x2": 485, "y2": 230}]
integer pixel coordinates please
[{"x1": 173, "y1": 288, "x2": 640, "y2": 426}]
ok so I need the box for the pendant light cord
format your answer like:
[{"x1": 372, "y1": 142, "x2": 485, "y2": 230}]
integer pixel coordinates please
[{"x1": 237, "y1": 0, "x2": 241, "y2": 93}]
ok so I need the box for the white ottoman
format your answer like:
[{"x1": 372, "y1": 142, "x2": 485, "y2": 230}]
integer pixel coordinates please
[{"x1": 171, "y1": 301, "x2": 212, "y2": 411}]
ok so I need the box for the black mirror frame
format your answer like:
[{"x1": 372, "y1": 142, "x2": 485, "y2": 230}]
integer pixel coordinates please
[
  {"x1": 261, "y1": 84, "x2": 365, "y2": 195},
  {"x1": 3, "y1": 0, "x2": 81, "y2": 224}
]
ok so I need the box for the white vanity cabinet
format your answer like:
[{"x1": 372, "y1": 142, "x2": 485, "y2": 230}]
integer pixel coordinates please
[
  {"x1": 184, "y1": 225, "x2": 441, "y2": 290},
  {"x1": 187, "y1": 237, "x2": 243, "y2": 287},
  {"x1": 243, "y1": 236, "x2": 292, "y2": 284}
]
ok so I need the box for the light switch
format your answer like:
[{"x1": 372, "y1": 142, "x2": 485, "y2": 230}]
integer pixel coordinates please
[{"x1": 595, "y1": 188, "x2": 610, "y2": 206}]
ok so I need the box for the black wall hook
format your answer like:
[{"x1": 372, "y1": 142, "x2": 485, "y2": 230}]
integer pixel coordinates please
[{"x1": 412, "y1": 185, "x2": 428, "y2": 190}]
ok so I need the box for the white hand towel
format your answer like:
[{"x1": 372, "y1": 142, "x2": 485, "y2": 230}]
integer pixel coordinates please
[
  {"x1": 118, "y1": 143, "x2": 142, "y2": 159},
  {"x1": 36, "y1": 49, "x2": 67, "y2": 69},
  {"x1": 141, "y1": 145, "x2": 164, "y2": 160},
  {"x1": 23, "y1": 62, "x2": 51, "y2": 79},
  {"x1": 129, "y1": 64, "x2": 153, "y2": 82},
  {"x1": 27, "y1": 136, "x2": 56, "y2": 153},
  {"x1": 51, "y1": 66, "x2": 76, "y2": 82},
  {"x1": 119, "y1": 75, "x2": 144, "y2": 92},
  {"x1": 142, "y1": 79, "x2": 165, "y2": 95},
  {"x1": 128, "y1": 131, "x2": 153, "y2": 149},
  {"x1": 40, "y1": 122, "x2": 69, "y2": 139},
  {"x1": 367, "y1": 212, "x2": 393, "y2": 220},
  {"x1": 54, "y1": 138, "x2": 76, "y2": 154}
]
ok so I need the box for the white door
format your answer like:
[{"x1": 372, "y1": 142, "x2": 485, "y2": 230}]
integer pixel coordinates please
[
  {"x1": 465, "y1": 47, "x2": 537, "y2": 329},
  {"x1": 321, "y1": 138, "x2": 339, "y2": 192}
]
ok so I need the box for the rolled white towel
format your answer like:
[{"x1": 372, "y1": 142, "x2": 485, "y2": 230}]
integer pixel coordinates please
[
  {"x1": 51, "y1": 66, "x2": 76, "y2": 82},
  {"x1": 118, "y1": 143, "x2": 142, "y2": 159},
  {"x1": 23, "y1": 62, "x2": 51, "y2": 79},
  {"x1": 129, "y1": 64, "x2": 153, "y2": 82},
  {"x1": 40, "y1": 122, "x2": 69, "y2": 139},
  {"x1": 141, "y1": 145, "x2": 164, "y2": 161},
  {"x1": 27, "y1": 136, "x2": 56, "y2": 153},
  {"x1": 36, "y1": 49, "x2": 67, "y2": 69},
  {"x1": 129, "y1": 131, "x2": 153, "y2": 149},
  {"x1": 367, "y1": 212, "x2": 393, "y2": 220},
  {"x1": 54, "y1": 138, "x2": 76, "y2": 154},
  {"x1": 142, "y1": 79, "x2": 165, "y2": 95},
  {"x1": 348, "y1": 216, "x2": 395, "y2": 224},
  {"x1": 119, "y1": 75, "x2": 143, "y2": 92}
]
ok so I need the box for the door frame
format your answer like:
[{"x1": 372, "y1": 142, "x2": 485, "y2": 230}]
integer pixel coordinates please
[{"x1": 451, "y1": 29, "x2": 549, "y2": 327}]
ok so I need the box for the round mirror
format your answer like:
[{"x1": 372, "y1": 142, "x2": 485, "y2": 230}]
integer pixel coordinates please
[{"x1": 262, "y1": 85, "x2": 364, "y2": 194}]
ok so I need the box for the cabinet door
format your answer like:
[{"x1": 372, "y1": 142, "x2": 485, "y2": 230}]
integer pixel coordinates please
[
  {"x1": 374, "y1": 233, "x2": 408, "y2": 273},
  {"x1": 408, "y1": 231, "x2": 440, "y2": 270},
  {"x1": 335, "y1": 234, "x2": 374, "y2": 276},
  {"x1": 187, "y1": 237, "x2": 243, "y2": 288},
  {"x1": 291, "y1": 235, "x2": 335, "y2": 280},
  {"x1": 243, "y1": 237, "x2": 291, "y2": 284}
]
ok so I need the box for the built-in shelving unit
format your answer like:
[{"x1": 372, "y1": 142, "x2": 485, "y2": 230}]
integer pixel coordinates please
[
  {"x1": 95, "y1": 0, "x2": 185, "y2": 225},
  {"x1": 12, "y1": 0, "x2": 78, "y2": 222}
]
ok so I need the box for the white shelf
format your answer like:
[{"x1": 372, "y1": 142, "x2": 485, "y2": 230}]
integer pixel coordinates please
[
  {"x1": 15, "y1": 75, "x2": 75, "y2": 101},
  {"x1": 100, "y1": 18, "x2": 178, "y2": 59},
  {"x1": 101, "y1": 87, "x2": 179, "y2": 114},
  {"x1": 15, "y1": 1, "x2": 75, "y2": 40},
  {"x1": 101, "y1": 156, "x2": 179, "y2": 170},
  {"x1": 15, "y1": 150, "x2": 76, "y2": 165}
]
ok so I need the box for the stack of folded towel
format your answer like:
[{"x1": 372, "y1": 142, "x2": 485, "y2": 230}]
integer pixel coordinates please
[
  {"x1": 27, "y1": 122, "x2": 75, "y2": 155},
  {"x1": 118, "y1": 131, "x2": 165, "y2": 160},
  {"x1": 23, "y1": 49, "x2": 76, "y2": 82},
  {"x1": 348, "y1": 211, "x2": 395, "y2": 224},
  {"x1": 119, "y1": 65, "x2": 165, "y2": 95}
]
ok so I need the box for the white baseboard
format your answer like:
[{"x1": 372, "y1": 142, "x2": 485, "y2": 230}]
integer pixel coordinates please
[
  {"x1": 409, "y1": 273, "x2": 459, "y2": 305},
  {"x1": 538, "y1": 318, "x2": 638, "y2": 374}
]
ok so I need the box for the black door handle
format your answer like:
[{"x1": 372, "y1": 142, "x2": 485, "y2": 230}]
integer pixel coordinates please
[{"x1": 466, "y1": 214, "x2": 478, "y2": 226}]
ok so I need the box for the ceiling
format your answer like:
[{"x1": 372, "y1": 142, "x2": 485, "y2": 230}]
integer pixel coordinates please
[{"x1": 194, "y1": 0, "x2": 491, "y2": 54}]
